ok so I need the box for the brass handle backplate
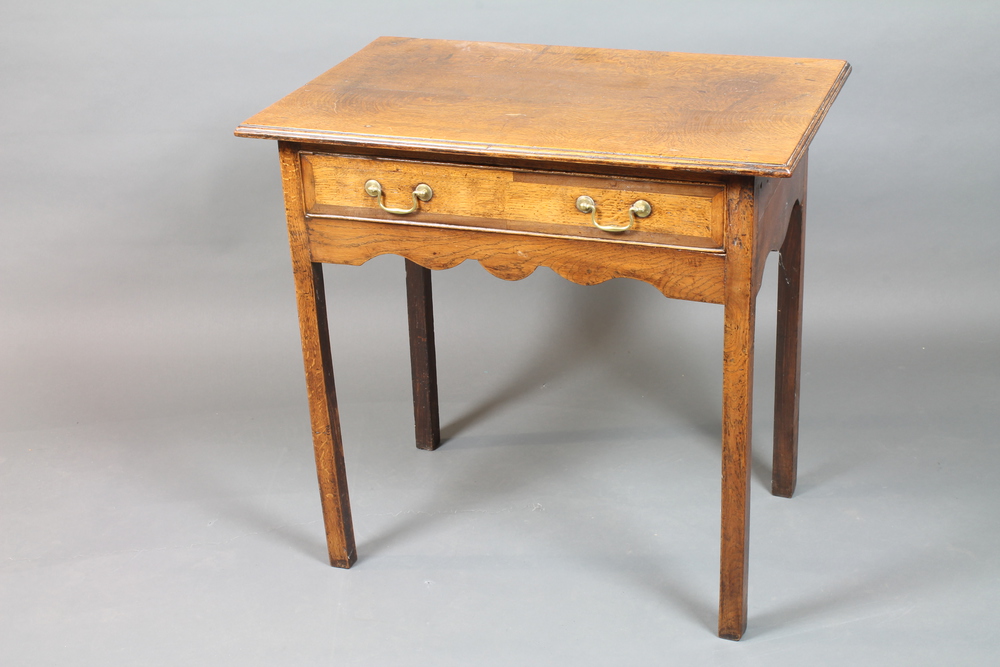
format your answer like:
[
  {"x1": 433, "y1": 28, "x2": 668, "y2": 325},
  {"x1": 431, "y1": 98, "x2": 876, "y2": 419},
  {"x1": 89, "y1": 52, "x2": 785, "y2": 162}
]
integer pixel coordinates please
[
  {"x1": 364, "y1": 179, "x2": 433, "y2": 215},
  {"x1": 575, "y1": 195, "x2": 652, "y2": 233}
]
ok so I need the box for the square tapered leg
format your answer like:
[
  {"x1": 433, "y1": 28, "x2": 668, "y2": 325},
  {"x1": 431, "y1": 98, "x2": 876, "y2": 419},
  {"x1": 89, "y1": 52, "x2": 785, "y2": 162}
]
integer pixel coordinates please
[
  {"x1": 718, "y1": 179, "x2": 758, "y2": 640},
  {"x1": 291, "y1": 262, "x2": 357, "y2": 568},
  {"x1": 280, "y1": 143, "x2": 356, "y2": 568},
  {"x1": 404, "y1": 259, "x2": 442, "y2": 451},
  {"x1": 772, "y1": 199, "x2": 806, "y2": 498}
]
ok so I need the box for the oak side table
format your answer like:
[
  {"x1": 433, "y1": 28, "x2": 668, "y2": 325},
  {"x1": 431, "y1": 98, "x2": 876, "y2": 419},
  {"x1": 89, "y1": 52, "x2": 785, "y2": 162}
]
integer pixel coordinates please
[{"x1": 235, "y1": 37, "x2": 849, "y2": 640}]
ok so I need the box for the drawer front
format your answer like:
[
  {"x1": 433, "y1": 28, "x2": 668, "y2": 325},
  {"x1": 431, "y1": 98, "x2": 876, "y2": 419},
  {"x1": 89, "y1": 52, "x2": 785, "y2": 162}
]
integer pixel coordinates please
[{"x1": 301, "y1": 152, "x2": 725, "y2": 249}]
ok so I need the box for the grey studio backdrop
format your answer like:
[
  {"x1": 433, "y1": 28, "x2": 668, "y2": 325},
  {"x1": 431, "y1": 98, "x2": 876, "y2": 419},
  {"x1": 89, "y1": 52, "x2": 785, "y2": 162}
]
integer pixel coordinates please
[{"x1": 2, "y1": 1, "x2": 997, "y2": 665}]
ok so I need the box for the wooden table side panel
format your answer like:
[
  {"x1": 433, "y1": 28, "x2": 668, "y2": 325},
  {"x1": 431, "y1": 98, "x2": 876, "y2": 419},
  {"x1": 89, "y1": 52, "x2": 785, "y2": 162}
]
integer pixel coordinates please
[
  {"x1": 752, "y1": 154, "x2": 808, "y2": 293},
  {"x1": 306, "y1": 217, "x2": 726, "y2": 304}
]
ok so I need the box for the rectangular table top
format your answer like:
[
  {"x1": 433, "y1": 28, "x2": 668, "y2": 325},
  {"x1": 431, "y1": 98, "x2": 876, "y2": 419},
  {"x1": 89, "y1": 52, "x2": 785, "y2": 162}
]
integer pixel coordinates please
[{"x1": 236, "y1": 37, "x2": 849, "y2": 177}]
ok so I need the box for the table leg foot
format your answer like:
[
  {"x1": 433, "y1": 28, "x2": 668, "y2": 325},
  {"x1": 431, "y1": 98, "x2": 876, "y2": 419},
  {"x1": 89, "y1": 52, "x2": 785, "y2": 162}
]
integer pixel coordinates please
[
  {"x1": 405, "y1": 259, "x2": 442, "y2": 451},
  {"x1": 772, "y1": 200, "x2": 805, "y2": 498}
]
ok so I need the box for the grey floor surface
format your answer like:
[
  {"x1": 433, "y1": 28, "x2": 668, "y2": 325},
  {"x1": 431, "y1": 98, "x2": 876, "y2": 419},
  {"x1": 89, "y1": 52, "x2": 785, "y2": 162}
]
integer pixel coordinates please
[{"x1": 3, "y1": 1, "x2": 1000, "y2": 665}]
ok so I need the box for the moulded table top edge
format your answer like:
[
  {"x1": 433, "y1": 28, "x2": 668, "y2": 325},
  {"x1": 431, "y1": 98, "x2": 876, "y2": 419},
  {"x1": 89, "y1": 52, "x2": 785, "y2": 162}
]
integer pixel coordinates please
[
  {"x1": 235, "y1": 36, "x2": 851, "y2": 177},
  {"x1": 232, "y1": 124, "x2": 834, "y2": 177}
]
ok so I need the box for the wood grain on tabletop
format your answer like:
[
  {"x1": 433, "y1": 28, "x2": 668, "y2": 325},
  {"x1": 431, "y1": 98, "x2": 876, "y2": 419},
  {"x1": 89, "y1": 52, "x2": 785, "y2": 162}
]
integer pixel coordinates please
[{"x1": 236, "y1": 37, "x2": 850, "y2": 176}]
